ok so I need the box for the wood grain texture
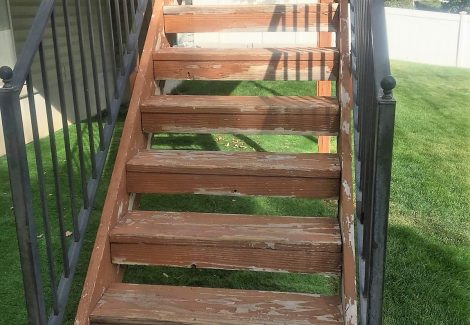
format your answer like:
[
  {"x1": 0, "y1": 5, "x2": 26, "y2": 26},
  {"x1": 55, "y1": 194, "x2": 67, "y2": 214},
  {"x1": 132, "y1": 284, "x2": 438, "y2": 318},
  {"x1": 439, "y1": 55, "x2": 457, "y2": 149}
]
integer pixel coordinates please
[
  {"x1": 127, "y1": 173, "x2": 340, "y2": 199},
  {"x1": 153, "y1": 47, "x2": 339, "y2": 81},
  {"x1": 126, "y1": 150, "x2": 340, "y2": 198},
  {"x1": 110, "y1": 211, "x2": 341, "y2": 274},
  {"x1": 163, "y1": 3, "x2": 339, "y2": 33},
  {"x1": 337, "y1": 0, "x2": 358, "y2": 323},
  {"x1": 141, "y1": 95, "x2": 340, "y2": 135},
  {"x1": 90, "y1": 283, "x2": 344, "y2": 325},
  {"x1": 127, "y1": 150, "x2": 340, "y2": 178},
  {"x1": 74, "y1": 1, "x2": 173, "y2": 324}
]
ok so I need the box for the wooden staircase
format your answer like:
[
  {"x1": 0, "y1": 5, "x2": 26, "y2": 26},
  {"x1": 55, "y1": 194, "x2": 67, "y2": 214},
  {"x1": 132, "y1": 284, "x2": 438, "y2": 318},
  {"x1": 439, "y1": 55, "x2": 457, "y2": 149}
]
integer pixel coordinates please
[{"x1": 75, "y1": 1, "x2": 356, "y2": 324}]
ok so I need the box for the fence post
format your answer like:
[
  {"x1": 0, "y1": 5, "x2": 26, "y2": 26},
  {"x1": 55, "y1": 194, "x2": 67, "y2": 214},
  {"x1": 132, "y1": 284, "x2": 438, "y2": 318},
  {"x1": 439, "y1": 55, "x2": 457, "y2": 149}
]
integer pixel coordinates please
[
  {"x1": 0, "y1": 66, "x2": 47, "y2": 325},
  {"x1": 366, "y1": 76, "x2": 396, "y2": 325},
  {"x1": 456, "y1": 11, "x2": 467, "y2": 67}
]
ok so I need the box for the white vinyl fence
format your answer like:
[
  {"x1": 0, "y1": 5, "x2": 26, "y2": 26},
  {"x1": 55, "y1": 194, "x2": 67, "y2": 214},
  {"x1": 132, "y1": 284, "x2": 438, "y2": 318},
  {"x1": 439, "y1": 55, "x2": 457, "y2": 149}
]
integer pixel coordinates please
[
  {"x1": 183, "y1": 2, "x2": 470, "y2": 69},
  {"x1": 385, "y1": 8, "x2": 469, "y2": 68}
]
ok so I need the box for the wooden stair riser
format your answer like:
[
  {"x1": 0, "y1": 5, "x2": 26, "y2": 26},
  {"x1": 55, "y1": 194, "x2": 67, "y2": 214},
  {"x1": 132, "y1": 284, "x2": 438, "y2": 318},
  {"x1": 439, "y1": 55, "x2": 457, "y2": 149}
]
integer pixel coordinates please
[{"x1": 163, "y1": 4, "x2": 339, "y2": 33}]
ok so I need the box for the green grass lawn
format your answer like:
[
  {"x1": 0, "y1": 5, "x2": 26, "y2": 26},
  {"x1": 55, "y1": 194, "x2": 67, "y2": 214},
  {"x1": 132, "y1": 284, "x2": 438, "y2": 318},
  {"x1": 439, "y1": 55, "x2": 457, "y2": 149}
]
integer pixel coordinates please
[{"x1": 0, "y1": 61, "x2": 469, "y2": 324}]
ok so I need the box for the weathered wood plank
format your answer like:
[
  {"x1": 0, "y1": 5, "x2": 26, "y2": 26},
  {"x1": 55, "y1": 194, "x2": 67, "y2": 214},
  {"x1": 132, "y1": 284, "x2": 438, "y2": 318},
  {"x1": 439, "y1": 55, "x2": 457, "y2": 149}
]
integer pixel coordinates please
[
  {"x1": 153, "y1": 47, "x2": 338, "y2": 81},
  {"x1": 153, "y1": 47, "x2": 339, "y2": 61},
  {"x1": 74, "y1": 1, "x2": 173, "y2": 324},
  {"x1": 163, "y1": 4, "x2": 339, "y2": 33},
  {"x1": 126, "y1": 150, "x2": 340, "y2": 198},
  {"x1": 141, "y1": 95, "x2": 340, "y2": 135},
  {"x1": 337, "y1": 0, "x2": 358, "y2": 323},
  {"x1": 110, "y1": 211, "x2": 341, "y2": 274},
  {"x1": 127, "y1": 173, "x2": 340, "y2": 199},
  {"x1": 127, "y1": 150, "x2": 340, "y2": 178},
  {"x1": 90, "y1": 283, "x2": 344, "y2": 324}
]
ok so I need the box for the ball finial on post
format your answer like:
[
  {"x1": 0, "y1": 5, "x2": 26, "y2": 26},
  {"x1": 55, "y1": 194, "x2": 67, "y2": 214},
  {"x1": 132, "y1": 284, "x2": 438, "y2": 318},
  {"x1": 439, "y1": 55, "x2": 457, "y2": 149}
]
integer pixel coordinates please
[
  {"x1": 381, "y1": 75, "x2": 396, "y2": 100},
  {"x1": 0, "y1": 66, "x2": 14, "y2": 87}
]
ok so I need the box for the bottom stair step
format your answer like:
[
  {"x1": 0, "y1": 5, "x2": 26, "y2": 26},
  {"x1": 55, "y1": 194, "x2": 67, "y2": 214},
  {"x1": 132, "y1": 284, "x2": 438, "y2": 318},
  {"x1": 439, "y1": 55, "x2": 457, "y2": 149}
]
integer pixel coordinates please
[{"x1": 90, "y1": 283, "x2": 344, "y2": 325}]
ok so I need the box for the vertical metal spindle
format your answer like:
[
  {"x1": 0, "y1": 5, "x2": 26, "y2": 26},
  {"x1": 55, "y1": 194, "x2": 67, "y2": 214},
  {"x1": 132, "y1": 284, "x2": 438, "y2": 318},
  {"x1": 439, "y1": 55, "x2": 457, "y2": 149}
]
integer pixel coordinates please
[
  {"x1": 97, "y1": 0, "x2": 113, "y2": 125},
  {"x1": 130, "y1": 0, "x2": 136, "y2": 26},
  {"x1": 75, "y1": 0, "x2": 98, "y2": 179},
  {"x1": 85, "y1": 0, "x2": 105, "y2": 151},
  {"x1": 62, "y1": 0, "x2": 90, "y2": 210},
  {"x1": 26, "y1": 72, "x2": 59, "y2": 315},
  {"x1": 51, "y1": 10, "x2": 80, "y2": 243},
  {"x1": 122, "y1": 0, "x2": 130, "y2": 48},
  {"x1": 105, "y1": 0, "x2": 118, "y2": 98},
  {"x1": 38, "y1": 42, "x2": 70, "y2": 278},
  {"x1": 114, "y1": 0, "x2": 125, "y2": 75},
  {"x1": 0, "y1": 66, "x2": 47, "y2": 325}
]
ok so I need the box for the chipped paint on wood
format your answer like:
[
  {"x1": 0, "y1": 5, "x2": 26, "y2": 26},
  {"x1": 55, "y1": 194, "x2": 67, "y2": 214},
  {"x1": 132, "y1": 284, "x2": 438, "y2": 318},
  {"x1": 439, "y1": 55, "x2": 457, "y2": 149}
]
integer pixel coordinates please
[
  {"x1": 90, "y1": 283, "x2": 344, "y2": 324},
  {"x1": 141, "y1": 95, "x2": 340, "y2": 135},
  {"x1": 163, "y1": 3, "x2": 339, "y2": 33},
  {"x1": 109, "y1": 211, "x2": 342, "y2": 274},
  {"x1": 337, "y1": 0, "x2": 358, "y2": 323}
]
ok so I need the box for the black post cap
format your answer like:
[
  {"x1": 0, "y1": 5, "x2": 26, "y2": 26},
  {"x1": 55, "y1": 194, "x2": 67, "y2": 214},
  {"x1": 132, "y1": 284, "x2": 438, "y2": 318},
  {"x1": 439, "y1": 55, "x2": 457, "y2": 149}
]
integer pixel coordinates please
[
  {"x1": 0, "y1": 66, "x2": 13, "y2": 86},
  {"x1": 381, "y1": 75, "x2": 396, "y2": 100}
]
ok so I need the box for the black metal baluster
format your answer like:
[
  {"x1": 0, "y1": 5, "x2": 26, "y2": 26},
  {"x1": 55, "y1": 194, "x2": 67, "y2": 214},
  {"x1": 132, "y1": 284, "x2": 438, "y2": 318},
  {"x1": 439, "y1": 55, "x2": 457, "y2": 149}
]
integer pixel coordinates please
[
  {"x1": 26, "y1": 72, "x2": 59, "y2": 315},
  {"x1": 62, "y1": 0, "x2": 90, "y2": 210},
  {"x1": 75, "y1": 0, "x2": 98, "y2": 179},
  {"x1": 105, "y1": 0, "x2": 119, "y2": 98},
  {"x1": 86, "y1": 0, "x2": 105, "y2": 151},
  {"x1": 114, "y1": 0, "x2": 125, "y2": 75},
  {"x1": 38, "y1": 41, "x2": 70, "y2": 277},
  {"x1": 97, "y1": 0, "x2": 113, "y2": 125},
  {"x1": 122, "y1": 0, "x2": 130, "y2": 48},
  {"x1": 51, "y1": 9, "x2": 80, "y2": 244},
  {"x1": 0, "y1": 66, "x2": 47, "y2": 325}
]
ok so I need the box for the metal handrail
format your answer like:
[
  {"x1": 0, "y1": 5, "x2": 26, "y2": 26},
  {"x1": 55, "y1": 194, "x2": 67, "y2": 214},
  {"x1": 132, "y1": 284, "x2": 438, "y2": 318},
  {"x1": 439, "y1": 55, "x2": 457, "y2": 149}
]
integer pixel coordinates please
[
  {"x1": 350, "y1": 0, "x2": 397, "y2": 324},
  {"x1": 0, "y1": 0, "x2": 150, "y2": 323}
]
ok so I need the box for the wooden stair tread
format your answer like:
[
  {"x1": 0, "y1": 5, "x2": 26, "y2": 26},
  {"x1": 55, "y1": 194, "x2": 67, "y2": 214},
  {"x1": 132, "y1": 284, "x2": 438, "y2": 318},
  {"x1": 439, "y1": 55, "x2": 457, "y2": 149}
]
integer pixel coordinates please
[
  {"x1": 111, "y1": 211, "x2": 341, "y2": 250},
  {"x1": 152, "y1": 47, "x2": 338, "y2": 81},
  {"x1": 127, "y1": 150, "x2": 340, "y2": 178},
  {"x1": 126, "y1": 150, "x2": 340, "y2": 199},
  {"x1": 141, "y1": 95, "x2": 339, "y2": 114},
  {"x1": 163, "y1": 3, "x2": 339, "y2": 33},
  {"x1": 110, "y1": 211, "x2": 341, "y2": 273},
  {"x1": 153, "y1": 47, "x2": 338, "y2": 61},
  {"x1": 90, "y1": 283, "x2": 344, "y2": 324},
  {"x1": 141, "y1": 95, "x2": 340, "y2": 135}
]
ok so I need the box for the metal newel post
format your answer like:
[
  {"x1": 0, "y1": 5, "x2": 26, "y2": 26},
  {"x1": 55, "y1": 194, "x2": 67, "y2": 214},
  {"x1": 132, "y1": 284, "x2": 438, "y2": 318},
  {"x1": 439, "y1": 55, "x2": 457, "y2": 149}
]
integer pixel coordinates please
[
  {"x1": 367, "y1": 75, "x2": 396, "y2": 325},
  {"x1": 0, "y1": 66, "x2": 47, "y2": 325}
]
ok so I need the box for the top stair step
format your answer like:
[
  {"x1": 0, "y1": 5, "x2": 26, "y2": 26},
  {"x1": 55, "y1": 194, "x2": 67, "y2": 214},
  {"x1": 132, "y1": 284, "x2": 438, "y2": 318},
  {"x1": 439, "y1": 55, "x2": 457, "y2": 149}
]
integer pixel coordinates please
[{"x1": 163, "y1": 3, "x2": 339, "y2": 33}]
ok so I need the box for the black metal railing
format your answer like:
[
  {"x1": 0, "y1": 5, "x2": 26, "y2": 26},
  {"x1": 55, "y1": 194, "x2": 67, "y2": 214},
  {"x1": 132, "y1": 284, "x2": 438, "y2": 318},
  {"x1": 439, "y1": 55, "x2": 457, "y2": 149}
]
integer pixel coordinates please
[
  {"x1": 0, "y1": 0, "x2": 150, "y2": 324},
  {"x1": 350, "y1": 0, "x2": 397, "y2": 324}
]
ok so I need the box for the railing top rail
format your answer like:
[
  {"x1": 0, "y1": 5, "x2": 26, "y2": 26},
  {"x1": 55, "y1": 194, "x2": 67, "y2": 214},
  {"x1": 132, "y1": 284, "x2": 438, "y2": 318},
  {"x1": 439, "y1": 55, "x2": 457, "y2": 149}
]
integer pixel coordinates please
[{"x1": 1, "y1": 0, "x2": 56, "y2": 91}]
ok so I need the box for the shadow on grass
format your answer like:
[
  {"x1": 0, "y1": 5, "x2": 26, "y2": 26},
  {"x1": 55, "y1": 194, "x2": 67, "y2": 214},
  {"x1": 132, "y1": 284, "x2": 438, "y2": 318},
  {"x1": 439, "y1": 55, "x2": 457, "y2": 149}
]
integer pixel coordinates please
[
  {"x1": 124, "y1": 265, "x2": 339, "y2": 296},
  {"x1": 384, "y1": 224, "x2": 470, "y2": 325}
]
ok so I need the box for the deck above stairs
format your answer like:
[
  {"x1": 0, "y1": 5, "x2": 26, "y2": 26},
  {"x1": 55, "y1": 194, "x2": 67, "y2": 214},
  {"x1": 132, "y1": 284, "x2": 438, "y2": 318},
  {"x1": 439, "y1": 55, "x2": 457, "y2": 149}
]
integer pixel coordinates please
[{"x1": 76, "y1": 1, "x2": 356, "y2": 324}]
